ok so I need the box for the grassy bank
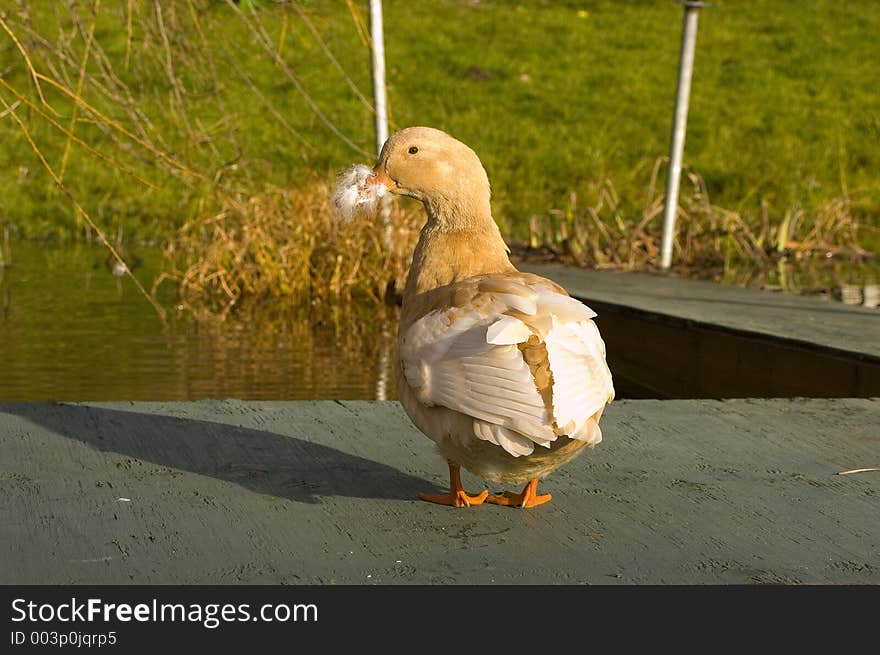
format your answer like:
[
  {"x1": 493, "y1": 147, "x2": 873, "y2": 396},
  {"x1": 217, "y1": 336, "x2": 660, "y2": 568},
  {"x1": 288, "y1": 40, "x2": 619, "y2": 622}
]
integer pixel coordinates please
[{"x1": 0, "y1": 1, "x2": 877, "y2": 306}]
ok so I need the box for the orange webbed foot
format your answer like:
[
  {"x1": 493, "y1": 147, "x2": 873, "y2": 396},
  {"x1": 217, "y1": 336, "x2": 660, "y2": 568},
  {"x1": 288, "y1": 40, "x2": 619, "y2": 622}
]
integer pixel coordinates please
[
  {"x1": 419, "y1": 463, "x2": 488, "y2": 508},
  {"x1": 487, "y1": 478, "x2": 552, "y2": 508},
  {"x1": 419, "y1": 489, "x2": 489, "y2": 508}
]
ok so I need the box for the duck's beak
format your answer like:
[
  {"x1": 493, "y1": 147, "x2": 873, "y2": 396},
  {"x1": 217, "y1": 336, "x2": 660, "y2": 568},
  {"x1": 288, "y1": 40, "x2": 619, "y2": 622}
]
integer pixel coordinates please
[{"x1": 366, "y1": 165, "x2": 398, "y2": 193}]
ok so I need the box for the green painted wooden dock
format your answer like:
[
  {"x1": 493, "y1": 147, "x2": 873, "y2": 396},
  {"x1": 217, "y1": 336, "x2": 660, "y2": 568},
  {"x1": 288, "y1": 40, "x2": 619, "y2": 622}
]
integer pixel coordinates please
[
  {"x1": 2, "y1": 398, "x2": 877, "y2": 584},
  {"x1": 521, "y1": 264, "x2": 880, "y2": 398}
]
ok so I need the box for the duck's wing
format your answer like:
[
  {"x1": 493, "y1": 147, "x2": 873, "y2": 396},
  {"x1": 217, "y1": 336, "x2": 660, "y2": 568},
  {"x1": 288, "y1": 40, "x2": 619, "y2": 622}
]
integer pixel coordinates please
[
  {"x1": 544, "y1": 316, "x2": 615, "y2": 442},
  {"x1": 400, "y1": 275, "x2": 614, "y2": 458}
]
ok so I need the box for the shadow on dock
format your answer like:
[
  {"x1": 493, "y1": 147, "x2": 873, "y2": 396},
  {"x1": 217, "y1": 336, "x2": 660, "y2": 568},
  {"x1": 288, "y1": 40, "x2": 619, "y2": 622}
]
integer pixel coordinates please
[{"x1": 3, "y1": 403, "x2": 439, "y2": 504}]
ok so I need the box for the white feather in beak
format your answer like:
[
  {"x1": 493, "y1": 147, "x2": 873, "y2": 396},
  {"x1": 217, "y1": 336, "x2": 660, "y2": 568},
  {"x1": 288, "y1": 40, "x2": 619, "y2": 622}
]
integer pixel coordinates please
[{"x1": 332, "y1": 164, "x2": 387, "y2": 221}]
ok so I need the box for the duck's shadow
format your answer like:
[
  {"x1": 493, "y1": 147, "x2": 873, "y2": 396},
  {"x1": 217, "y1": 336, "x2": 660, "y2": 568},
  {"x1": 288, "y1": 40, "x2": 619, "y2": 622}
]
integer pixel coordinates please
[{"x1": 3, "y1": 403, "x2": 439, "y2": 504}]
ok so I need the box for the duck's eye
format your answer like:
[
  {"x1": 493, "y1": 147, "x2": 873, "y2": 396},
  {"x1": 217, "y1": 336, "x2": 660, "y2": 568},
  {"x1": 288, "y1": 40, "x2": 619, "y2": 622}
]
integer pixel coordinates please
[{"x1": 408, "y1": 146, "x2": 419, "y2": 155}]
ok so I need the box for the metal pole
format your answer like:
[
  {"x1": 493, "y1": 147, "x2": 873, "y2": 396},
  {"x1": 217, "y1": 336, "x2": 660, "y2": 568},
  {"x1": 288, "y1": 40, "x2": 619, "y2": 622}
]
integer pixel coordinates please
[
  {"x1": 660, "y1": 1, "x2": 707, "y2": 270},
  {"x1": 368, "y1": 0, "x2": 392, "y2": 251},
  {"x1": 368, "y1": 0, "x2": 389, "y2": 157},
  {"x1": 368, "y1": 1, "x2": 392, "y2": 401}
]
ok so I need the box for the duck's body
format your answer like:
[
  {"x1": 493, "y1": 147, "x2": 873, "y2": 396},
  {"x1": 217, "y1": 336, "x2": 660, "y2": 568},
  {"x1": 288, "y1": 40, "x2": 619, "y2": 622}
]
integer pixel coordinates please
[
  {"x1": 396, "y1": 234, "x2": 610, "y2": 485},
  {"x1": 358, "y1": 127, "x2": 614, "y2": 507}
]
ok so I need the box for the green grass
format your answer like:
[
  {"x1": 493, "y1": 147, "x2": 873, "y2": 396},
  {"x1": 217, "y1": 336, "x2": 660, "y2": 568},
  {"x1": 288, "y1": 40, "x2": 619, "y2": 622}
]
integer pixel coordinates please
[{"x1": 1, "y1": 0, "x2": 878, "y2": 249}]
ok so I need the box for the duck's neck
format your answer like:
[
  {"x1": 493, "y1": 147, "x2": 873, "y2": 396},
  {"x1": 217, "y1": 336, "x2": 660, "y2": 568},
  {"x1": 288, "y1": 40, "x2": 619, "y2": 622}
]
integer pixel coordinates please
[{"x1": 403, "y1": 200, "x2": 514, "y2": 298}]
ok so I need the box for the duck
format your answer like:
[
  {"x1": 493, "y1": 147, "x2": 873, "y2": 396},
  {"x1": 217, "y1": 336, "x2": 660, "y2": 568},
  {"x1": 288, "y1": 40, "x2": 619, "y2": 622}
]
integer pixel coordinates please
[{"x1": 358, "y1": 126, "x2": 614, "y2": 508}]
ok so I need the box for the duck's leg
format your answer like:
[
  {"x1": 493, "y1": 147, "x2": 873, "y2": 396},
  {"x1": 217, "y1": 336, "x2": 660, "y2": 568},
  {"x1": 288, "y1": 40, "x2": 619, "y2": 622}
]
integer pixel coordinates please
[
  {"x1": 419, "y1": 462, "x2": 488, "y2": 507},
  {"x1": 487, "y1": 478, "x2": 552, "y2": 508}
]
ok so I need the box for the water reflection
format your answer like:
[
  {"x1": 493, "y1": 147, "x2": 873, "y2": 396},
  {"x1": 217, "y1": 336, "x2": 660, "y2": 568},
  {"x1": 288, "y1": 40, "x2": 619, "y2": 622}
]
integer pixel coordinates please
[{"x1": 0, "y1": 242, "x2": 397, "y2": 402}]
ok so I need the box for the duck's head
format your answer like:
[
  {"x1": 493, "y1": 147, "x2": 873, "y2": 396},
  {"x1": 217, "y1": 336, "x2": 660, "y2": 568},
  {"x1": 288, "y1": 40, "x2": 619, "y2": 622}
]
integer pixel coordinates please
[{"x1": 367, "y1": 126, "x2": 492, "y2": 230}]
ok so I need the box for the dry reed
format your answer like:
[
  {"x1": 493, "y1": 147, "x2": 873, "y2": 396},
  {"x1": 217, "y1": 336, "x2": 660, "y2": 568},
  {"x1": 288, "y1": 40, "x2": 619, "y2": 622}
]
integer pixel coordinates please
[
  {"x1": 523, "y1": 158, "x2": 874, "y2": 277},
  {"x1": 156, "y1": 179, "x2": 422, "y2": 317}
]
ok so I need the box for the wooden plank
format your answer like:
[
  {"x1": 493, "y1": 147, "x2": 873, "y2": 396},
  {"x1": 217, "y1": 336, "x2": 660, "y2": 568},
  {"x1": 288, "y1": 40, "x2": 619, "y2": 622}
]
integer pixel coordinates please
[
  {"x1": 518, "y1": 264, "x2": 880, "y2": 397},
  {"x1": 519, "y1": 263, "x2": 880, "y2": 361}
]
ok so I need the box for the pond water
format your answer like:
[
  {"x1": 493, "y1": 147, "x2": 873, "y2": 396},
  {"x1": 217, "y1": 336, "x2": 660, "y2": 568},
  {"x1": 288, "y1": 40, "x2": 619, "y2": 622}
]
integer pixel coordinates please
[
  {"x1": 1, "y1": 242, "x2": 876, "y2": 401},
  {"x1": 0, "y1": 242, "x2": 397, "y2": 402}
]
